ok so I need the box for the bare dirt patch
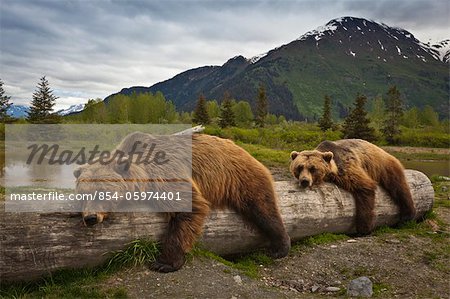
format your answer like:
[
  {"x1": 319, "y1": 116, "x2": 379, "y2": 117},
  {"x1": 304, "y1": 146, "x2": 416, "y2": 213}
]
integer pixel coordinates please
[{"x1": 98, "y1": 226, "x2": 449, "y2": 298}]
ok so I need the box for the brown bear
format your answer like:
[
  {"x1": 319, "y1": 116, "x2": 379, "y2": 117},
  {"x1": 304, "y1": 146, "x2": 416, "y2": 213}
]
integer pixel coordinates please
[
  {"x1": 290, "y1": 139, "x2": 416, "y2": 235},
  {"x1": 75, "y1": 132, "x2": 290, "y2": 272}
]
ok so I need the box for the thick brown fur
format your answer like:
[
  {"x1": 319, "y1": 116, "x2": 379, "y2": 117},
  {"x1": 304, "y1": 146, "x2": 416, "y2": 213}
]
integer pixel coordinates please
[
  {"x1": 75, "y1": 132, "x2": 290, "y2": 273},
  {"x1": 290, "y1": 139, "x2": 416, "y2": 235}
]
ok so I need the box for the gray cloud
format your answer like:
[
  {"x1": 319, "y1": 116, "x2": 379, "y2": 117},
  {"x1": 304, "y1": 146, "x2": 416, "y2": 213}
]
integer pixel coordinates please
[{"x1": 0, "y1": 0, "x2": 447, "y2": 109}]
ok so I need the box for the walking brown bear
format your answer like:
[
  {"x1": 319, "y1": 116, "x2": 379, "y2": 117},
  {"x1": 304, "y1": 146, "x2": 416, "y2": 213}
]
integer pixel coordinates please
[
  {"x1": 75, "y1": 132, "x2": 290, "y2": 272},
  {"x1": 289, "y1": 139, "x2": 416, "y2": 235}
]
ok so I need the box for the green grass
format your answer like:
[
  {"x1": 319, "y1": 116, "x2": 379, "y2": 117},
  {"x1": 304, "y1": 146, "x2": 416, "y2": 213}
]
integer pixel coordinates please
[
  {"x1": 398, "y1": 128, "x2": 450, "y2": 148},
  {"x1": 204, "y1": 122, "x2": 450, "y2": 148},
  {"x1": 373, "y1": 214, "x2": 447, "y2": 240},
  {"x1": 292, "y1": 233, "x2": 349, "y2": 252},
  {"x1": 204, "y1": 123, "x2": 343, "y2": 151},
  {"x1": 430, "y1": 175, "x2": 450, "y2": 208},
  {"x1": 372, "y1": 282, "x2": 391, "y2": 297},
  {"x1": 191, "y1": 247, "x2": 273, "y2": 279},
  {"x1": 236, "y1": 142, "x2": 291, "y2": 167},
  {"x1": 105, "y1": 239, "x2": 160, "y2": 272},
  {"x1": 0, "y1": 268, "x2": 128, "y2": 299}
]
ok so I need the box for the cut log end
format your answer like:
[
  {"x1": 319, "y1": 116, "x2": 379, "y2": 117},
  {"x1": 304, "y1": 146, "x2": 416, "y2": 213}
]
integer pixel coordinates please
[{"x1": 0, "y1": 170, "x2": 434, "y2": 282}]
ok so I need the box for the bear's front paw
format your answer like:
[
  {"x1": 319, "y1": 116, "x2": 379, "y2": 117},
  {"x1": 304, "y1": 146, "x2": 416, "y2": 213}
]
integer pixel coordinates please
[
  {"x1": 269, "y1": 238, "x2": 291, "y2": 259},
  {"x1": 398, "y1": 209, "x2": 416, "y2": 225},
  {"x1": 150, "y1": 255, "x2": 185, "y2": 273},
  {"x1": 354, "y1": 225, "x2": 373, "y2": 236}
]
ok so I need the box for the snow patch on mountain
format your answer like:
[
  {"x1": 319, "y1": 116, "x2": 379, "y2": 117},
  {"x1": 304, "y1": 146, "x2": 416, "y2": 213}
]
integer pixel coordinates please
[
  {"x1": 297, "y1": 20, "x2": 338, "y2": 41},
  {"x1": 57, "y1": 103, "x2": 84, "y2": 115},
  {"x1": 296, "y1": 17, "x2": 449, "y2": 63},
  {"x1": 249, "y1": 52, "x2": 268, "y2": 64},
  {"x1": 427, "y1": 39, "x2": 450, "y2": 62}
]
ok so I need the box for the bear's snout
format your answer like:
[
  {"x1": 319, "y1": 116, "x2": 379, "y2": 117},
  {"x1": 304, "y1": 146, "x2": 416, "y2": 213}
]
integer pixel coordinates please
[
  {"x1": 83, "y1": 214, "x2": 98, "y2": 226},
  {"x1": 300, "y1": 179, "x2": 310, "y2": 188}
]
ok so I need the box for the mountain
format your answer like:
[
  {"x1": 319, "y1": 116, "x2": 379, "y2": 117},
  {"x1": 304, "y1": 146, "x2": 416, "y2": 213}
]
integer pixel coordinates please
[
  {"x1": 106, "y1": 17, "x2": 449, "y2": 120},
  {"x1": 56, "y1": 103, "x2": 84, "y2": 116},
  {"x1": 7, "y1": 105, "x2": 29, "y2": 118},
  {"x1": 428, "y1": 39, "x2": 450, "y2": 63},
  {"x1": 6, "y1": 104, "x2": 84, "y2": 118}
]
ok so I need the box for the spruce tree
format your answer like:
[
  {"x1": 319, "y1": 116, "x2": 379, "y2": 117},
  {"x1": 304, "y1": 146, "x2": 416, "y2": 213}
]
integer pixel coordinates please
[
  {"x1": 318, "y1": 95, "x2": 333, "y2": 131},
  {"x1": 382, "y1": 85, "x2": 403, "y2": 144},
  {"x1": 342, "y1": 94, "x2": 376, "y2": 141},
  {"x1": 0, "y1": 79, "x2": 12, "y2": 123},
  {"x1": 219, "y1": 92, "x2": 235, "y2": 128},
  {"x1": 255, "y1": 84, "x2": 268, "y2": 127},
  {"x1": 192, "y1": 93, "x2": 210, "y2": 125},
  {"x1": 27, "y1": 76, "x2": 60, "y2": 123}
]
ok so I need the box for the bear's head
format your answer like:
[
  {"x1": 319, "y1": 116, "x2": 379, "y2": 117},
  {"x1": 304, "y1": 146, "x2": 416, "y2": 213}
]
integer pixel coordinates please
[
  {"x1": 289, "y1": 150, "x2": 337, "y2": 188},
  {"x1": 74, "y1": 157, "x2": 144, "y2": 226}
]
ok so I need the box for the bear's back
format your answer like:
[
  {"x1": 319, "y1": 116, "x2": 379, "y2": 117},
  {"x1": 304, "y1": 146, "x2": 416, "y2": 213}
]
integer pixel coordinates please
[{"x1": 192, "y1": 134, "x2": 275, "y2": 207}]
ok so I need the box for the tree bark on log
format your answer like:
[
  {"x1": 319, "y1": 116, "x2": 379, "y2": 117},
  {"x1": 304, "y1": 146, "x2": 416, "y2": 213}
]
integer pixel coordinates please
[{"x1": 0, "y1": 170, "x2": 433, "y2": 282}]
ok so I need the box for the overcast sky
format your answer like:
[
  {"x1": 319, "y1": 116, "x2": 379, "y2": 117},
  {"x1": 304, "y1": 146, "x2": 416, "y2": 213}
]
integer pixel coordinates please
[{"x1": 1, "y1": 0, "x2": 449, "y2": 110}]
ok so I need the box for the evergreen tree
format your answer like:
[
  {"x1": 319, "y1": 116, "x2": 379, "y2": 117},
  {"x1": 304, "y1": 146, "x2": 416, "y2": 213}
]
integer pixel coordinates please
[
  {"x1": 192, "y1": 93, "x2": 210, "y2": 125},
  {"x1": 255, "y1": 84, "x2": 268, "y2": 127},
  {"x1": 318, "y1": 95, "x2": 333, "y2": 131},
  {"x1": 0, "y1": 79, "x2": 12, "y2": 122},
  {"x1": 27, "y1": 76, "x2": 60, "y2": 123},
  {"x1": 342, "y1": 94, "x2": 376, "y2": 141},
  {"x1": 382, "y1": 85, "x2": 404, "y2": 144},
  {"x1": 219, "y1": 92, "x2": 236, "y2": 128}
]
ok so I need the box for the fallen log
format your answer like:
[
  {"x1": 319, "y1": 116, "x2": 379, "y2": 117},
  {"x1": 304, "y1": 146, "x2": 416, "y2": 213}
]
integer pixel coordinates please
[{"x1": 0, "y1": 170, "x2": 433, "y2": 282}]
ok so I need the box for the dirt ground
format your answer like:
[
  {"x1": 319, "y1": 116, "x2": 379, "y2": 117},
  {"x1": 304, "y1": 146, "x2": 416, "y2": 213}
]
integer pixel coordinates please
[
  {"x1": 100, "y1": 218, "x2": 449, "y2": 299},
  {"x1": 96, "y1": 169, "x2": 450, "y2": 299}
]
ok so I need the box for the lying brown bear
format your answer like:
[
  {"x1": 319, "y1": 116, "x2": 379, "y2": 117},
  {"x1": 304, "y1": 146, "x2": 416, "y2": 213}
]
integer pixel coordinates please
[
  {"x1": 290, "y1": 139, "x2": 416, "y2": 235},
  {"x1": 75, "y1": 132, "x2": 290, "y2": 272}
]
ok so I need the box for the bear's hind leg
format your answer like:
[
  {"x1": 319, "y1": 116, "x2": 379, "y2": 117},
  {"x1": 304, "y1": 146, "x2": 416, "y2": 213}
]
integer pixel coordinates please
[
  {"x1": 237, "y1": 193, "x2": 290, "y2": 259},
  {"x1": 150, "y1": 186, "x2": 210, "y2": 272}
]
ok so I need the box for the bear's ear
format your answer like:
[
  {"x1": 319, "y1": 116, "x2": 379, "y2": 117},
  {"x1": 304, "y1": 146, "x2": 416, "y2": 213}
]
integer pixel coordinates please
[
  {"x1": 73, "y1": 167, "x2": 82, "y2": 178},
  {"x1": 322, "y1": 151, "x2": 334, "y2": 163},
  {"x1": 114, "y1": 157, "x2": 131, "y2": 175},
  {"x1": 290, "y1": 151, "x2": 299, "y2": 160}
]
